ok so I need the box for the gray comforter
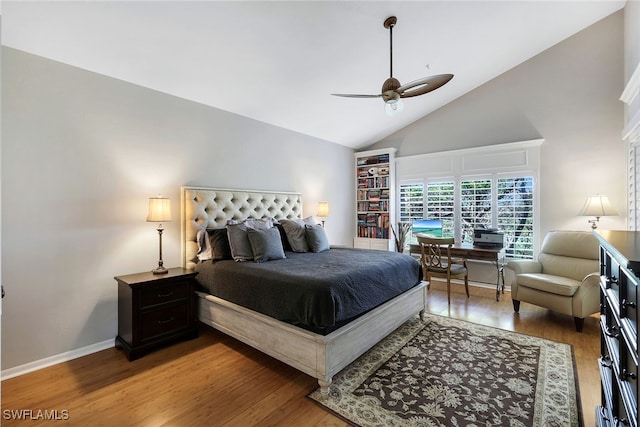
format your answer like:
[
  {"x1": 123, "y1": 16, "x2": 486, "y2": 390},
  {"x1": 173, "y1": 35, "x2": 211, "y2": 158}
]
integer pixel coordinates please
[{"x1": 194, "y1": 247, "x2": 422, "y2": 331}]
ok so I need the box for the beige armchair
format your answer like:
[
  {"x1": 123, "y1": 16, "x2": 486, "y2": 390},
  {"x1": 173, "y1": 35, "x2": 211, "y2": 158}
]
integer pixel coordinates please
[{"x1": 506, "y1": 230, "x2": 600, "y2": 332}]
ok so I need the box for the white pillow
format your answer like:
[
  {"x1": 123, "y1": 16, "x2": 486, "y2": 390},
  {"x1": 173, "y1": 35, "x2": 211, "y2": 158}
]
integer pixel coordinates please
[{"x1": 196, "y1": 229, "x2": 213, "y2": 261}]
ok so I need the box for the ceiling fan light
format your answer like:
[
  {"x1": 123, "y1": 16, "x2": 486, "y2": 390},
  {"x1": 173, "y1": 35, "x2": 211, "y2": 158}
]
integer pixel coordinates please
[{"x1": 385, "y1": 97, "x2": 404, "y2": 116}]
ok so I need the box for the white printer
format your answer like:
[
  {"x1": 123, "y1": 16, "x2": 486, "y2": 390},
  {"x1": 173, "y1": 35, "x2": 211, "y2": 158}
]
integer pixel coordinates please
[{"x1": 473, "y1": 228, "x2": 504, "y2": 249}]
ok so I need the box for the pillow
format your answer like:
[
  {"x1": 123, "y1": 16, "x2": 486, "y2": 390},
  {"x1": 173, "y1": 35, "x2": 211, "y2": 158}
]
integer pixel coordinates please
[
  {"x1": 276, "y1": 223, "x2": 293, "y2": 252},
  {"x1": 247, "y1": 227, "x2": 286, "y2": 262},
  {"x1": 245, "y1": 218, "x2": 275, "y2": 230},
  {"x1": 305, "y1": 224, "x2": 330, "y2": 253},
  {"x1": 280, "y1": 217, "x2": 316, "y2": 252},
  {"x1": 207, "y1": 228, "x2": 232, "y2": 261},
  {"x1": 227, "y1": 218, "x2": 275, "y2": 262},
  {"x1": 196, "y1": 229, "x2": 213, "y2": 261}
]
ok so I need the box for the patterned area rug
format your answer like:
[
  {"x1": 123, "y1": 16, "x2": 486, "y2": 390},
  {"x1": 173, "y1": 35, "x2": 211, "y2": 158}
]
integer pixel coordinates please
[{"x1": 309, "y1": 315, "x2": 582, "y2": 427}]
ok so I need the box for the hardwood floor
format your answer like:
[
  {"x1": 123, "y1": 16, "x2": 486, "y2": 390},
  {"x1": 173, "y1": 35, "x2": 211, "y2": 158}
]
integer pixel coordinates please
[{"x1": 2, "y1": 282, "x2": 600, "y2": 426}]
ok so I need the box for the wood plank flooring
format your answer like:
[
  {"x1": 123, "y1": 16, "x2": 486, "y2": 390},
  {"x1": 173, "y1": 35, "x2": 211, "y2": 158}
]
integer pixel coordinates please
[{"x1": 1, "y1": 282, "x2": 600, "y2": 426}]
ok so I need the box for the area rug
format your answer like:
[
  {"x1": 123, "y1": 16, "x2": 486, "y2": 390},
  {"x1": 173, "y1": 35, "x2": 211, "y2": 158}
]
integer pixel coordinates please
[{"x1": 308, "y1": 315, "x2": 582, "y2": 427}]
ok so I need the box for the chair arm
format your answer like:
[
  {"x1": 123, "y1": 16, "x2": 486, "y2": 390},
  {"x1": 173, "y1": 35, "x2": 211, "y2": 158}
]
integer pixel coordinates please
[
  {"x1": 572, "y1": 272, "x2": 602, "y2": 318},
  {"x1": 506, "y1": 260, "x2": 542, "y2": 275},
  {"x1": 580, "y1": 272, "x2": 601, "y2": 289}
]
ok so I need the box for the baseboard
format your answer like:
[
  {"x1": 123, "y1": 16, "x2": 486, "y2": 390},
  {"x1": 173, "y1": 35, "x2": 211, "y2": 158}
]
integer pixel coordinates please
[{"x1": 1, "y1": 338, "x2": 114, "y2": 381}]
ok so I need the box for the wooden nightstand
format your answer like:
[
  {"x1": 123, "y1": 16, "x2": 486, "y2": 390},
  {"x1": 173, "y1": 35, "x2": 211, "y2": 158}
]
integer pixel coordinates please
[{"x1": 115, "y1": 267, "x2": 198, "y2": 361}]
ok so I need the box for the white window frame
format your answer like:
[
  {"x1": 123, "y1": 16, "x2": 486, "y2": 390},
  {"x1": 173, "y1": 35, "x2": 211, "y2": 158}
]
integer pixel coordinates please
[{"x1": 396, "y1": 140, "x2": 542, "y2": 258}]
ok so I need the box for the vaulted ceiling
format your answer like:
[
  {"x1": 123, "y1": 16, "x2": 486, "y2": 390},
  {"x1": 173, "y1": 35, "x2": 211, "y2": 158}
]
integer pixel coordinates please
[{"x1": 1, "y1": 1, "x2": 625, "y2": 149}]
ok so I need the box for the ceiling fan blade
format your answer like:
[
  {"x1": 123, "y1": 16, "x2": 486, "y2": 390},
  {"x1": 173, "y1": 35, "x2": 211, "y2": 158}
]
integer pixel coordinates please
[
  {"x1": 397, "y1": 74, "x2": 454, "y2": 98},
  {"x1": 331, "y1": 93, "x2": 382, "y2": 98}
]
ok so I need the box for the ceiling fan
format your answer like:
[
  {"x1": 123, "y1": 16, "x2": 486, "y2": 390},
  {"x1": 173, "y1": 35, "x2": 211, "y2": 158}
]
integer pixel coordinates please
[{"x1": 332, "y1": 16, "x2": 453, "y2": 115}]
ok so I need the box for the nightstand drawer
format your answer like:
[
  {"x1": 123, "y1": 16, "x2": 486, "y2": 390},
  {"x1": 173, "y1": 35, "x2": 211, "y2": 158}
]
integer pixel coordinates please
[
  {"x1": 140, "y1": 304, "x2": 189, "y2": 341},
  {"x1": 140, "y1": 281, "x2": 188, "y2": 307}
]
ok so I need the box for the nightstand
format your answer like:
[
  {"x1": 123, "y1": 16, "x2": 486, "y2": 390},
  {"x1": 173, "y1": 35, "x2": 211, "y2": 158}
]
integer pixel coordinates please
[{"x1": 115, "y1": 267, "x2": 198, "y2": 361}]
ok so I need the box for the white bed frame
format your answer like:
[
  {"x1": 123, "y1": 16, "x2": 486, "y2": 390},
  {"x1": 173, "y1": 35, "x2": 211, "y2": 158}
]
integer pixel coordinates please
[{"x1": 181, "y1": 186, "x2": 426, "y2": 393}]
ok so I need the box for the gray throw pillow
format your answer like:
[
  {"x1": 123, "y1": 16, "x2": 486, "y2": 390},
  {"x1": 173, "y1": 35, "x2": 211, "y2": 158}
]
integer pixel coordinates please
[
  {"x1": 227, "y1": 222, "x2": 254, "y2": 262},
  {"x1": 280, "y1": 217, "x2": 316, "y2": 252},
  {"x1": 305, "y1": 224, "x2": 330, "y2": 253},
  {"x1": 227, "y1": 219, "x2": 275, "y2": 262},
  {"x1": 247, "y1": 227, "x2": 286, "y2": 262}
]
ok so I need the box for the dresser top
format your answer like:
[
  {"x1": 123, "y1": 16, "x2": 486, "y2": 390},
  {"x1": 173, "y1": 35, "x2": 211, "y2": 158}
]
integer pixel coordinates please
[{"x1": 595, "y1": 230, "x2": 640, "y2": 275}]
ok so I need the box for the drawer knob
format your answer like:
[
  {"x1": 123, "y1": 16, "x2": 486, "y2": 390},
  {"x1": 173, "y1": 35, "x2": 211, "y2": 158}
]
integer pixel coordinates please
[
  {"x1": 604, "y1": 326, "x2": 620, "y2": 339},
  {"x1": 606, "y1": 276, "x2": 618, "y2": 288},
  {"x1": 600, "y1": 356, "x2": 613, "y2": 369},
  {"x1": 621, "y1": 369, "x2": 637, "y2": 381},
  {"x1": 622, "y1": 299, "x2": 637, "y2": 310},
  {"x1": 157, "y1": 317, "x2": 175, "y2": 324}
]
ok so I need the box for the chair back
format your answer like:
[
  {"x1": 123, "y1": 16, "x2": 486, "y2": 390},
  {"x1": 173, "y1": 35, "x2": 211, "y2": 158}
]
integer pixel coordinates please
[
  {"x1": 538, "y1": 231, "x2": 599, "y2": 281},
  {"x1": 418, "y1": 236, "x2": 455, "y2": 269}
]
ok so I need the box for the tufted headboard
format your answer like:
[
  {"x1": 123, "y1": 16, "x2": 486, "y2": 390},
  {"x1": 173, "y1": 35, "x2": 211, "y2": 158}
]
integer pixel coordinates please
[{"x1": 181, "y1": 187, "x2": 303, "y2": 269}]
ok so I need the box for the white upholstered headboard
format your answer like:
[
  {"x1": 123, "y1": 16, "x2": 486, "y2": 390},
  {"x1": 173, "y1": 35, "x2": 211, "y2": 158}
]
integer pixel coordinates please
[{"x1": 181, "y1": 187, "x2": 303, "y2": 269}]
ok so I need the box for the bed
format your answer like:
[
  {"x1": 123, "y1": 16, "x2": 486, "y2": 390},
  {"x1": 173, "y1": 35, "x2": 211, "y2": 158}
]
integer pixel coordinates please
[{"x1": 181, "y1": 186, "x2": 427, "y2": 393}]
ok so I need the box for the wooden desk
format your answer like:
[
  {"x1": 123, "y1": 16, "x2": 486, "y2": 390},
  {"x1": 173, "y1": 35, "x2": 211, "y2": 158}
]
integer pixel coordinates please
[{"x1": 410, "y1": 243, "x2": 506, "y2": 301}]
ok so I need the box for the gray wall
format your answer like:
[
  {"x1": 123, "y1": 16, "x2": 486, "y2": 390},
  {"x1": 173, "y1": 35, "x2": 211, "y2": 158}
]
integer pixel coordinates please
[
  {"x1": 0, "y1": 47, "x2": 354, "y2": 370},
  {"x1": 368, "y1": 11, "x2": 627, "y2": 236}
]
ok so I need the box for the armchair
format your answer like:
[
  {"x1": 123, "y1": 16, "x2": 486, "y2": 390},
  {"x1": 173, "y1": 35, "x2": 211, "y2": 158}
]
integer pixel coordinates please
[{"x1": 506, "y1": 230, "x2": 600, "y2": 332}]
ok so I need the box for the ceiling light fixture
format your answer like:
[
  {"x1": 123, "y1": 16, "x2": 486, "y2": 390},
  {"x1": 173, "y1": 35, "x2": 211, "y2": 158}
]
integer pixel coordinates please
[{"x1": 332, "y1": 16, "x2": 453, "y2": 115}]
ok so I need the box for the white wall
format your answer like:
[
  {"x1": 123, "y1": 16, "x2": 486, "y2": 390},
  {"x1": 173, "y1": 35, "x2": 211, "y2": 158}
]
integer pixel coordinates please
[
  {"x1": 368, "y1": 11, "x2": 626, "y2": 237},
  {"x1": 625, "y1": 0, "x2": 640, "y2": 83},
  {"x1": 0, "y1": 47, "x2": 354, "y2": 371}
]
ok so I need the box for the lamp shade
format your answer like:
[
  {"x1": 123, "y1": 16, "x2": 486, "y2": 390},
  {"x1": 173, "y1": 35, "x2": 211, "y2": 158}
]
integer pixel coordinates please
[
  {"x1": 578, "y1": 195, "x2": 618, "y2": 217},
  {"x1": 147, "y1": 196, "x2": 172, "y2": 222},
  {"x1": 317, "y1": 201, "x2": 330, "y2": 218}
]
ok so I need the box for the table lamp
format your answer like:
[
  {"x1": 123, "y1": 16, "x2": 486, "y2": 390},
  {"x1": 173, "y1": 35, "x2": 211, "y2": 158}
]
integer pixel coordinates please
[
  {"x1": 147, "y1": 195, "x2": 172, "y2": 274},
  {"x1": 317, "y1": 201, "x2": 329, "y2": 228}
]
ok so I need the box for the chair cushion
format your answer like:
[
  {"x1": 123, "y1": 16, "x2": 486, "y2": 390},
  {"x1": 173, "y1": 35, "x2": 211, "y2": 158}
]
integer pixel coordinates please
[
  {"x1": 517, "y1": 273, "x2": 581, "y2": 296},
  {"x1": 537, "y1": 253, "x2": 598, "y2": 282},
  {"x1": 427, "y1": 264, "x2": 467, "y2": 275}
]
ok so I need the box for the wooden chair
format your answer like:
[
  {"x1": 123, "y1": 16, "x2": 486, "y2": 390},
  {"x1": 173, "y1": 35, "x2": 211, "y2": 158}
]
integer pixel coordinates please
[{"x1": 418, "y1": 236, "x2": 469, "y2": 304}]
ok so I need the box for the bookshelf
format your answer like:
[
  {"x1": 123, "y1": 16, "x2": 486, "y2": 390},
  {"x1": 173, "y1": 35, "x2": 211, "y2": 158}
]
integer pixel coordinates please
[{"x1": 354, "y1": 148, "x2": 396, "y2": 251}]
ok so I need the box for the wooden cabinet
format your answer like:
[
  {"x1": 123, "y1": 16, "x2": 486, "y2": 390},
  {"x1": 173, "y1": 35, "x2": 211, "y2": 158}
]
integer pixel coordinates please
[
  {"x1": 115, "y1": 267, "x2": 198, "y2": 361},
  {"x1": 595, "y1": 230, "x2": 639, "y2": 426},
  {"x1": 354, "y1": 148, "x2": 396, "y2": 251}
]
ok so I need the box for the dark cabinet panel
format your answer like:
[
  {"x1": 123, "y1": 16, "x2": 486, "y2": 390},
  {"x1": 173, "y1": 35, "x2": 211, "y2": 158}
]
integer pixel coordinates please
[
  {"x1": 115, "y1": 268, "x2": 198, "y2": 361},
  {"x1": 596, "y1": 231, "x2": 640, "y2": 427}
]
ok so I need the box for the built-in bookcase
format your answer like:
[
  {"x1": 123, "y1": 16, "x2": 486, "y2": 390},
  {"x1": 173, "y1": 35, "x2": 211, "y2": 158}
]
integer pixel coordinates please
[{"x1": 354, "y1": 148, "x2": 396, "y2": 251}]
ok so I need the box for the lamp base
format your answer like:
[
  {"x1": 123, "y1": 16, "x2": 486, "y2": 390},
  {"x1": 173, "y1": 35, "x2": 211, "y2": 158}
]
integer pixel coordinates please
[{"x1": 152, "y1": 265, "x2": 168, "y2": 275}]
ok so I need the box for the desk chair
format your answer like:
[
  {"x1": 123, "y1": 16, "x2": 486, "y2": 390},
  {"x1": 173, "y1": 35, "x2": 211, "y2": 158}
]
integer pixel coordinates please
[{"x1": 418, "y1": 236, "x2": 469, "y2": 304}]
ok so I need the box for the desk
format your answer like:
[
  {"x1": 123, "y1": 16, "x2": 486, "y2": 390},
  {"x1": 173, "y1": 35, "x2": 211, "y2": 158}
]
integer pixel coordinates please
[{"x1": 410, "y1": 243, "x2": 506, "y2": 301}]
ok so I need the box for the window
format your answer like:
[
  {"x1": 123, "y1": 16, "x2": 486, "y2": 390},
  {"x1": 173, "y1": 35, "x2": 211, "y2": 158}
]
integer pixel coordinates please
[
  {"x1": 399, "y1": 175, "x2": 535, "y2": 259},
  {"x1": 426, "y1": 181, "x2": 455, "y2": 238},
  {"x1": 399, "y1": 182, "x2": 424, "y2": 249},
  {"x1": 460, "y1": 179, "x2": 492, "y2": 244},
  {"x1": 399, "y1": 182, "x2": 424, "y2": 223},
  {"x1": 396, "y1": 140, "x2": 541, "y2": 258},
  {"x1": 497, "y1": 177, "x2": 534, "y2": 259}
]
